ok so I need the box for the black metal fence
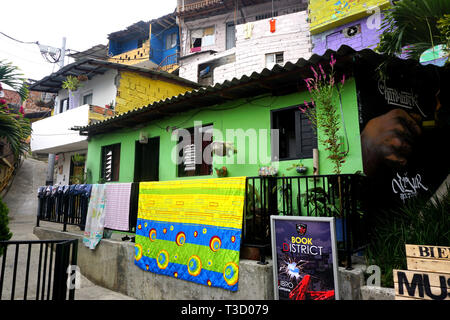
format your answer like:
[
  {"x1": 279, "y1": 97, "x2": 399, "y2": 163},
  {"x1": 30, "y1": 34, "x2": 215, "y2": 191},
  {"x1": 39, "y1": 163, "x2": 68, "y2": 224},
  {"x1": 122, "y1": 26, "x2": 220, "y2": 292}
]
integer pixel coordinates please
[
  {"x1": 36, "y1": 184, "x2": 139, "y2": 234},
  {"x1": 36, "y1": 175, "x2": 367, "y2": 268},
  {"x1": 0, "y1": 239, "x2": 78, "y2": 300},
  {"x1": 244, "y1": 174, "x2": 368, "y2": 268},
  {"x1": 36, "y1": 185, "x2": 90, "y2": 232}
]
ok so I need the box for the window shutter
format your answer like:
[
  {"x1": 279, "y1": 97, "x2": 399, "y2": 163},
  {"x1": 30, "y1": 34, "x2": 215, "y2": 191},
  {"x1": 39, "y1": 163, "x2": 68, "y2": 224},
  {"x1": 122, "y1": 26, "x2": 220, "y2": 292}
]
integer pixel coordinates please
[{"x1": 183, "y1": 143, "x2": 196, "y2": 172}]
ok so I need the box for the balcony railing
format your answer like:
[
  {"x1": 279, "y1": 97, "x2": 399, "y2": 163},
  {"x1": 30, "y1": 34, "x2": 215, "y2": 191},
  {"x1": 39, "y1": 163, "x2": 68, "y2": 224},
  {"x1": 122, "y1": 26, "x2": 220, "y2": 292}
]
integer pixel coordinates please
[
  {"x1": 36, "y1": 174, "x2": 367, "y2": 268},
  {"x1": 157, "y1": 52, "x2": 180, "y2": 73},
  {"x1": 178, "y1": 0, "x2": 223, "y2": 12}
]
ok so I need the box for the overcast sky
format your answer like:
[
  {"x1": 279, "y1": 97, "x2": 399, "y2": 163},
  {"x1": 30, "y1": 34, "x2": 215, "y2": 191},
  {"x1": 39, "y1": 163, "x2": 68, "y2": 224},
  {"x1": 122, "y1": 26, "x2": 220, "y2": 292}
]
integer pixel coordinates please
[{"x1": 0, "y1": 0, "x2": 177, "y2": 82}]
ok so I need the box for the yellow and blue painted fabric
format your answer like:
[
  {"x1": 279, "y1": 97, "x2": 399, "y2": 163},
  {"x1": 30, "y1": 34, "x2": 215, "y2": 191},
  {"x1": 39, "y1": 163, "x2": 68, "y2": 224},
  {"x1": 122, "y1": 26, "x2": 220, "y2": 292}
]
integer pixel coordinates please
[{"x1": 134, "y1": 177, "x2": 246, "y2": 291}]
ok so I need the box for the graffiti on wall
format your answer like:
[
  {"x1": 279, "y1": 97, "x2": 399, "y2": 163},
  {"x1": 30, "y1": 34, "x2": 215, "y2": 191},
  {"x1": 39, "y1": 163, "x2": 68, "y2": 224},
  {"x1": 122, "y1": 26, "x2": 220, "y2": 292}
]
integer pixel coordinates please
[
  {"x1": 308, "y1": 0, "x2": 391, "y2": 34},
  {"x1": 356, "y1": 59, "x2": 450, "y2": 210}
]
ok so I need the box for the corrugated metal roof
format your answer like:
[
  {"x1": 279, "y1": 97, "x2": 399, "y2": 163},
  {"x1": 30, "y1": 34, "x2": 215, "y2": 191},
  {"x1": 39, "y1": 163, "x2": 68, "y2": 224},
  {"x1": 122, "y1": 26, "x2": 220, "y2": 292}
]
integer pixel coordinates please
[
  {"x1": 28, "y1": 58, "x2": 201, "y2": 93},
  {"x1": 74, "y1": 45, "x2": 442, "y2": 137}
]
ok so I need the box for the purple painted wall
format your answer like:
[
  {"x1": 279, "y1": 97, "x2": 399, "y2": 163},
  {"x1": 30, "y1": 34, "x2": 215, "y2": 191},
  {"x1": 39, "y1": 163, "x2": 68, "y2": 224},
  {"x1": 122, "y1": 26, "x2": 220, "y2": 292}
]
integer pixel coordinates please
[{"x1": 311, "y1": 14, "x2": 385, "y2": 55}]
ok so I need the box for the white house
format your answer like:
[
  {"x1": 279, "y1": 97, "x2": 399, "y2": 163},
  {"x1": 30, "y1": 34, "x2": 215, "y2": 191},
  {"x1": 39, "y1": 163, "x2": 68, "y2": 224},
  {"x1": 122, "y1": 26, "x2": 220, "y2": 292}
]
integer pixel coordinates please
[{"x1": 177, "y1": 0, "x2": 312, "y2": 85}]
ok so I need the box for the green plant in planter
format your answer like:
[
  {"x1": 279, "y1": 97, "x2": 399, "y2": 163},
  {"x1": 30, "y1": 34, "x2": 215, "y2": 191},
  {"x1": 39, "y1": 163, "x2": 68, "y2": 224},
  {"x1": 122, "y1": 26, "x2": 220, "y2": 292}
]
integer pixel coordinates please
[
  {"x1": 286, "y1": 162, "x2": 307, "y2": 174},
  {"x1": 214, "y1": 166, "x2": 228, "y2": 177},
  {"x1": 62, "y1": 75, "x2": 83, "y2": 92},
  {"x1": 245, "y1": 183, "x2": 270, "y2": 242},
  {"x1": 301, "y1": 55, "x2": 348, "y2": 218},
  {"x1": 71, "y1": 153, "x2": 86, "y2": 165}
]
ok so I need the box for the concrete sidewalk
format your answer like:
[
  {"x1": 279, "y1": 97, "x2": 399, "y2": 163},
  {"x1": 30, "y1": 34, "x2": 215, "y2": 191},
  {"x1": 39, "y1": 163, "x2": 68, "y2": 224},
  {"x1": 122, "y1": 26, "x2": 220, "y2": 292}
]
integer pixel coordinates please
[{"x1": 2, "y1": 158, "x2": 135, "y2": 300}]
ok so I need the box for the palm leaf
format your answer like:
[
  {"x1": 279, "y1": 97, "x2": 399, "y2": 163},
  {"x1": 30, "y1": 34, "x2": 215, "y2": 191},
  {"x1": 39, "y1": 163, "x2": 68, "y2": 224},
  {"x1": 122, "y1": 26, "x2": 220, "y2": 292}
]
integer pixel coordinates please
[
  {"x1": 0, "y1": 60, "x2": 29, "y2": 101},
  {"x1": 378, "y1": 0, "x2": 450, "y2": 60}
]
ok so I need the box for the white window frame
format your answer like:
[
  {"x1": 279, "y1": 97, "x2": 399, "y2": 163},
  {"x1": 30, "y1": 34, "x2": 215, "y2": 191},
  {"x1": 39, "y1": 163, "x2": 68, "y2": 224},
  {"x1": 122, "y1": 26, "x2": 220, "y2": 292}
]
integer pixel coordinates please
[{"x1": 265, "y1": 52, "x2": 284, "y2": 69}]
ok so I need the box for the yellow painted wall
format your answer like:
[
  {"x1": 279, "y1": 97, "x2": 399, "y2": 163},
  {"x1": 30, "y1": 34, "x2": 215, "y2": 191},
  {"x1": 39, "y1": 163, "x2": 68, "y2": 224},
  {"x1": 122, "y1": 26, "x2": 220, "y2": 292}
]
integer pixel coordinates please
[
  {"x1": 107, "y1": 40, "x2": 150, "y2": 66},
  {"x1": 114, "y1": 71, "x2": 194, "y2": 114},
  {"x1": 309, "y1": 0, "x2": 391, "y2": 35}
]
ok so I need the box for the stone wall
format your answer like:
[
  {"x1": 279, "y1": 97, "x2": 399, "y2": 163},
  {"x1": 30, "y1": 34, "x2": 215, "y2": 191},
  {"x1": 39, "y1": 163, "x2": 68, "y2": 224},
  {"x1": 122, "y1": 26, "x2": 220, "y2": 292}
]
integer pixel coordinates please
[{"x1": 33, "y1": 226, "x2": 396, "y2": 300}]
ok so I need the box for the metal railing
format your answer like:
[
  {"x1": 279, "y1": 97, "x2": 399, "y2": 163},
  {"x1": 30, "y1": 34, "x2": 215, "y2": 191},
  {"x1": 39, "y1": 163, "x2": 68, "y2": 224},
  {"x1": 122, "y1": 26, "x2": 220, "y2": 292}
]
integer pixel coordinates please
[
  {"x1": 178, "y1": 0, "x2": 223, "y2": 12},
  {"x1": 36, "y1": 185, "x2": 91, "y2": 232},
  {"x1": 36, "y1": 183, "x2": 139, "y2": 234},
  {"x1": 157, "y1": 52, "x2": 179, "y2": 72},
  {"x1": 244, "y1": 174, "x2": 368, "y2": 268},
  {"x1": 36, "y1": 175, "x2": 367, "y2": 268},
  {"x1": 0, "y1": 239, "x2": 78, "y2": 300}
]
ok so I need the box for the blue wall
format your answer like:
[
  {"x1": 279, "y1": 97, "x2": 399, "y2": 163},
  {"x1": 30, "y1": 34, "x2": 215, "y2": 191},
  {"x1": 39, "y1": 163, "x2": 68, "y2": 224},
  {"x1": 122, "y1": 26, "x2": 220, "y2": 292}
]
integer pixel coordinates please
[
  {"x1": 150, "y1": 26, "x2": 179, "y2": 66},
  {"x1": 109, "y1": 38, "x2": 142, "y2": 56}
]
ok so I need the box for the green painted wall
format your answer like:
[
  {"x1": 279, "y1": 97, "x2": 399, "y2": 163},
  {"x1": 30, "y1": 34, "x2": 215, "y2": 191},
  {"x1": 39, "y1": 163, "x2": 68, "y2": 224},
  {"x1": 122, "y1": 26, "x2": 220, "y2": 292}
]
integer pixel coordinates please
[{"x1": 86, "y1": 77, "x2": 362, "y2": 184}]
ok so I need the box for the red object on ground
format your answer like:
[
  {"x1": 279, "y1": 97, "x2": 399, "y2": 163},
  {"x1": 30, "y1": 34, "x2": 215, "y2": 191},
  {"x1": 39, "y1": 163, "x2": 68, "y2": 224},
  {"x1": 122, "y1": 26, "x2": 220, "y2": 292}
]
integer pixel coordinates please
[{"x1": 288, "y1": 274, "x2": 335, "y2": 300}]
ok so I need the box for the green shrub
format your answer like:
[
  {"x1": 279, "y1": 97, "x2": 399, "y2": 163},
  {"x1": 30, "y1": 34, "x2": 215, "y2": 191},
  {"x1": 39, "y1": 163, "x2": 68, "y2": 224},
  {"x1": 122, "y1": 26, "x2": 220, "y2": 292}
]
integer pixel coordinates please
[
  {"x1": 365, "y1": 186, "x2": 450, "y2": 288},
  {"x1": 0, "y1": 197, "x2": 12, "y2": 256}
]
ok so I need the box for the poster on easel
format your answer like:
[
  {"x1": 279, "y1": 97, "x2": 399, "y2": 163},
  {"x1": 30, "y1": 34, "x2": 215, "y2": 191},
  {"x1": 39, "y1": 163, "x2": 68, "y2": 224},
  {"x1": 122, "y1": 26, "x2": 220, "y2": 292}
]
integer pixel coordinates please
[{"x1": 270, "y1": 216, "x2": 340, "y2": 300}]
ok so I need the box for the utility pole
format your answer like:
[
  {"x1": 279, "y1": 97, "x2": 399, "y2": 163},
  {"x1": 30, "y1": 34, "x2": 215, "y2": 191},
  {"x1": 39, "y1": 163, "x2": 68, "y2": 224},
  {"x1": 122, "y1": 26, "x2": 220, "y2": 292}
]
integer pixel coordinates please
[{"x1": 45, "y1": 37, "x2": 66, "y2": 186}]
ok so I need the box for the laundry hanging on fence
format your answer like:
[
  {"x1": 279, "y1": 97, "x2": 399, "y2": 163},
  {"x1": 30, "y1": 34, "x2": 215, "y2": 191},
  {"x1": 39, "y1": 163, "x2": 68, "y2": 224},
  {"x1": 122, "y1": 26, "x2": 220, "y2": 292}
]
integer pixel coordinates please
[
  {"x1": 134, "y1": 177, "x2": 246, "y2": 291},
  {"x1": 83, "y1": 184, "x2": 107, "y2": 250},
  {"x1": 104, "y1": 183, "x2": 132, "y2": 231}
]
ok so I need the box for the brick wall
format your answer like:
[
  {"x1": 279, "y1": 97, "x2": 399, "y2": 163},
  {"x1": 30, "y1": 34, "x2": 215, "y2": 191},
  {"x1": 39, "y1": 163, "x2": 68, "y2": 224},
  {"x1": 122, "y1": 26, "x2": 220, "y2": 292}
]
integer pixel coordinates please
[
  {"x1": 180, "y1": 10, "x2": 312, "y2": 85},
  {"x1": 233, "y1": 11, "x2": 311, "y2": 81},
  {"x1": 2, "y1": 89, "x2": 53, "y2": 114},
  {"x1": 114, "y1": 71, "x2": 194, "y2": 114}
]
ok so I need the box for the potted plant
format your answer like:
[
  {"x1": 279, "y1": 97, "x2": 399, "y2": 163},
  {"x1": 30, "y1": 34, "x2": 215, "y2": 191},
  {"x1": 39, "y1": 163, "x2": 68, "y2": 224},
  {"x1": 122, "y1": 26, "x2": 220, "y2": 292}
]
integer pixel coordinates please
[
  {"x1": 77, "y1": 74, "x2": 88, "y2": 82},
  {"x1": 62, "y1": 75, "x2": 83, "y2": 109},
  {"x1": 215, "y1": 166, "x2": 227, "y2": 177},
  {"x1": 258, "y1": 165, "x2": 278, "y2": 177},
  {"x1": 286, "y1": 162, "x2": 308, "y2": 174},
  {"x1": 71, "y1": 153, "x2": 86, "y2": 166},
  {"x1": 62, "y1": 75, "x2": 82, "y2": 92},
  {"x1": 300, "y1": 55, "x2": 348, "y2": 218}
]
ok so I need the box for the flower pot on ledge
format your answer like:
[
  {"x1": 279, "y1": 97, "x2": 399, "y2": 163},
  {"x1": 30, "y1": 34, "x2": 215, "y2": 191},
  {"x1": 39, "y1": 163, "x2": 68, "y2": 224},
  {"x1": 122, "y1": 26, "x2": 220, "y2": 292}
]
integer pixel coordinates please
[{"x1": 296, "y1": 166, "x2": 308, "y2": 174}]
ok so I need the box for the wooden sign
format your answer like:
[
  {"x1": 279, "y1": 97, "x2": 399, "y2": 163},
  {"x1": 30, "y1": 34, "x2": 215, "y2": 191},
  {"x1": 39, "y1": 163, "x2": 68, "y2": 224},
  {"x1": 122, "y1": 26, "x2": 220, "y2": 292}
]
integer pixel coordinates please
[{"x1": 394, "y1": 244, "x2": 450, "y2": 300}]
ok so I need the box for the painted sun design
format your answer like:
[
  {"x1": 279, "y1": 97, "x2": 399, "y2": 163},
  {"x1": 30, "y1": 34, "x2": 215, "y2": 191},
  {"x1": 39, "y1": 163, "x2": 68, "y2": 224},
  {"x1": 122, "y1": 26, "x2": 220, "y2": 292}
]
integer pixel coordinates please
[
  {"x1": 187, "y1": 255, "x2": 202, "y2": 277},
  {"x1": 156, "y1": 250, "x2": 169, "y2": 270},
  {"x1": 209, "y1": 236, "x2": 221, "y2": 252},
  {"x1": 175, "y1": 232, "x2": 186, "y2": 246},
  {"x1": 149, "y1": 228, "x2": 157, "y2": 242}
]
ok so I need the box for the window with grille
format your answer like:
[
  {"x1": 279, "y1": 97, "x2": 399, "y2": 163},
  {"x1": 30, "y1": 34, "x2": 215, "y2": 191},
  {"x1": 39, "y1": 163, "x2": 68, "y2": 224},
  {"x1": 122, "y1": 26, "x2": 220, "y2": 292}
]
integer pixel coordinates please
[
  {"x1": 177, "y1": 124, "x2": 213, "y2": 177},
  {"x1": 101, "y1": 143, "x2": 121, "y2": 182},
  {"x1": 271, "y1": 105, "x2": 317, "y2": 161}
]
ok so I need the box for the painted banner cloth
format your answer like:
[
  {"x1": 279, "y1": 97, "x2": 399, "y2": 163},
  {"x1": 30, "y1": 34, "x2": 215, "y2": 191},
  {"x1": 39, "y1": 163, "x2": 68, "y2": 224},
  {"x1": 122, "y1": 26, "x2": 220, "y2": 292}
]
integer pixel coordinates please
[
  {"x1": 83, "y1": 184, "x2": 107, "y2": 250},
  {"x1": 134, "y1": 177, "x2": 246, "y2": 291},
  {"x1": 104, "y1": 183, "x2": 132, "y2": 231}
]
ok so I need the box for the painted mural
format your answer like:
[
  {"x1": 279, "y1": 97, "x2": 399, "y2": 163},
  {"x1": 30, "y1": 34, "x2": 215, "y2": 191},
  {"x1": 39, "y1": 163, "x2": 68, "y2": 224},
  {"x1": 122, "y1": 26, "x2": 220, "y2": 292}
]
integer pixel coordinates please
[
  {"x1": 308, "y1": 0, "x2": 391, "y2": 34},
  {"x1": 356, "y1": 60, "x2": 450, "y2": 212}
]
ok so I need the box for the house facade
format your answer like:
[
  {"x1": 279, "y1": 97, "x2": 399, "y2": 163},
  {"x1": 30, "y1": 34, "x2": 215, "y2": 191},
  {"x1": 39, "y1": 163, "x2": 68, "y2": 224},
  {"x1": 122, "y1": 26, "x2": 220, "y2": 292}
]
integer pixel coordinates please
[
  {"x1": 78, "y1": 46, "x2": 449, "y2": 215},
  {"x1": 177, "y1": 0, "x2": 312, "y2": 85},
  {"x1": 29, "y1": 59, "x2": 199, "y2": 185},
  {"x1": 107, "y1": 14, "x2": 181, "y2": 73}
]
